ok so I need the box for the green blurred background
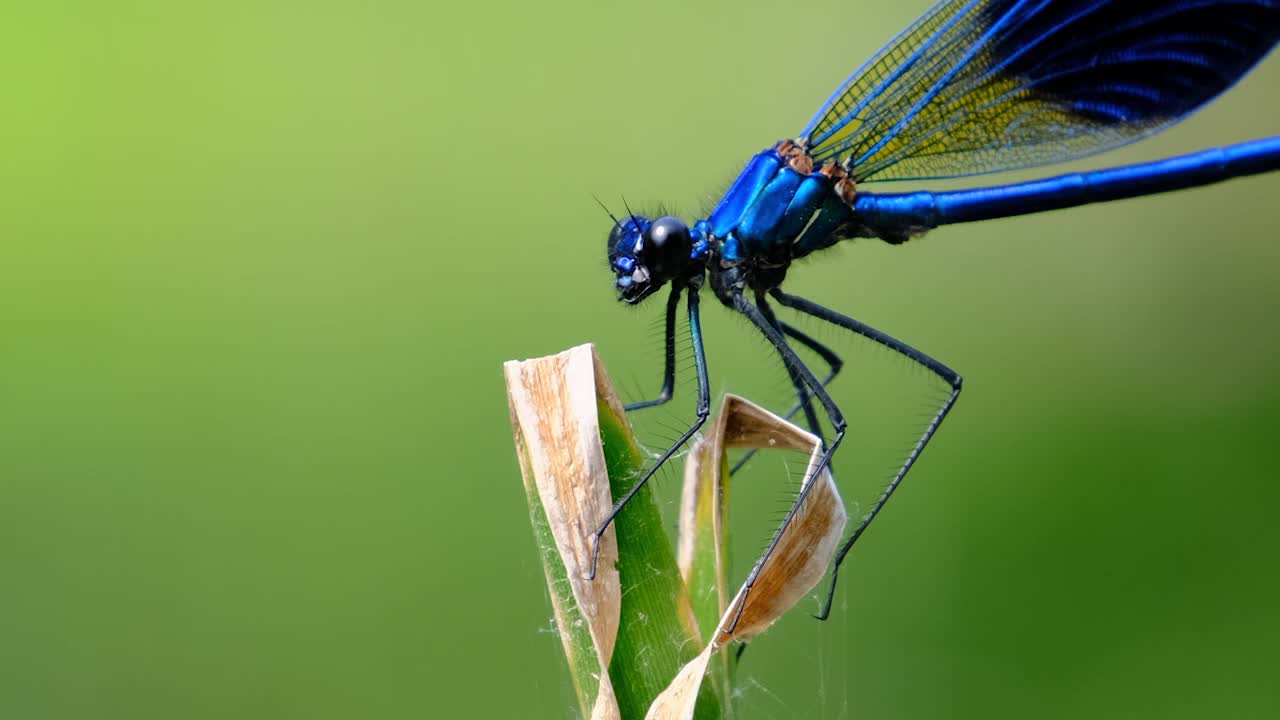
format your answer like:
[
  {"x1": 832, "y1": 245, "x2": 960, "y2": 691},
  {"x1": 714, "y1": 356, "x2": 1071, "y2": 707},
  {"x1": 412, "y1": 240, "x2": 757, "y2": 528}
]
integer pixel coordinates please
[{"x1": 2, "y1": 1, "x2": 1278, "y2": 717}]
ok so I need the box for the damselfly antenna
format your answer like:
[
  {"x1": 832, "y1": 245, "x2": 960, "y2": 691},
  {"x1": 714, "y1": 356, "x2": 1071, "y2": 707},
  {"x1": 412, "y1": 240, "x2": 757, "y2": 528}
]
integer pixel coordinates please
[
  {"x1": 621, "y1": 195, "x2": 640, "y2": 230},
  {"x1": 591, "y1": 193, "x2": 620, "y2": 225}
]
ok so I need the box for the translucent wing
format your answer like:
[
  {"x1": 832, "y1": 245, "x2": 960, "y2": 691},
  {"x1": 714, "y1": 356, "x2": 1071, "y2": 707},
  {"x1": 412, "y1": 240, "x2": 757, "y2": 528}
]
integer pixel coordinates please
[{"x1": 804, "y1": 0, "x2": 1280, "y2": 182}]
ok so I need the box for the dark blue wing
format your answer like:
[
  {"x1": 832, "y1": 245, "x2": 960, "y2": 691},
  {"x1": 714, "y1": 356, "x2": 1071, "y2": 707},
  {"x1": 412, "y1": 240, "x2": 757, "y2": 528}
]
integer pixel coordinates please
[{"x1": 804, "y1": 0, "x2": 1280, "y2": 182}]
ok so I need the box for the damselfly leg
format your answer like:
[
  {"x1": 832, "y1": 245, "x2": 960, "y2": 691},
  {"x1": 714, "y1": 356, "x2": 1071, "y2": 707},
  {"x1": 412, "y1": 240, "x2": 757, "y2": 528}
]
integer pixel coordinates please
[
  {"x1": 730, "y1": 296, "x2": 845, "y2": 475},
  {"x1": 769, "y1": 288, "x2": 962, "y2": 620},
  {"x1": 728, "y1": 290, "x2": 847, "y2": 631},
  {"x1": 588, "y1": 284, "x2": 711, "y2": 580},
  {"x1": 625, "y1": 287, "x2": 681, "y2": 412},
  {"x1": 755, "y1": 290, "x2": 822, "y2": 438}
]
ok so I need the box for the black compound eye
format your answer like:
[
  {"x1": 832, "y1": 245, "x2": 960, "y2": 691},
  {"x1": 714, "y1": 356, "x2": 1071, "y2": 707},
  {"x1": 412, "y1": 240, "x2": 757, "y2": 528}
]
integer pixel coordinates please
[{"x1": 642, "y1": 216, "x2": 691, "y2": 273}]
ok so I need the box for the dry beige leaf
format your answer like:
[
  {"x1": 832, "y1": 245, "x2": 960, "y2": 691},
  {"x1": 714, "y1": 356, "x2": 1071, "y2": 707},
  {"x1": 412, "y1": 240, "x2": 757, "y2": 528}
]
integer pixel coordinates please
[
  {"x1": 508, "y1": 347, "x2": 846, "y2": 720},
  {"x1": 506, "y1": 345, "x2": 623, "y2": 720},
  {"x1": 649, "y1": 395, "x2": 848, "y2": 719}
]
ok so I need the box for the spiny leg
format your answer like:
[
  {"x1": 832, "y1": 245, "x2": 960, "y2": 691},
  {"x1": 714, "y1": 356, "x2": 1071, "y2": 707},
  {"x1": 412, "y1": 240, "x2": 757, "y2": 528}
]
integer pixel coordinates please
[
  {"x1": 589, "y1": 285, "x2": 711, "y2": 580},
  {"x1": 729, "y1": 303, "x2": 844, "y2": 663},
  {"x1": 730, "y1": 308, "x2": 844, "y2": 475},
  {"x1": 725, "y1": 291, "x2": 846, "y2": 633},
  {"x1": 756, "y1": 289, "x2": 822, "y2": 437},
  {"x1": 779, "y1": 322, "x2": 844, "y2": 404},
  {"x1": 626, "y1": 286, "x2": 681, "y2": 412},
  {"x1": 769, "y1": 287, "x2": 962, "y2": 621}
]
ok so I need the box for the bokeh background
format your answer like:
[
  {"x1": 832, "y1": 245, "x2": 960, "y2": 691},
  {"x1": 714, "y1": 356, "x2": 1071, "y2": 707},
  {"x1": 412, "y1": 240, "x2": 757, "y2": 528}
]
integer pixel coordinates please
[{"x1": 3, "y1": 1, "x2": 1279, "y2": 718}]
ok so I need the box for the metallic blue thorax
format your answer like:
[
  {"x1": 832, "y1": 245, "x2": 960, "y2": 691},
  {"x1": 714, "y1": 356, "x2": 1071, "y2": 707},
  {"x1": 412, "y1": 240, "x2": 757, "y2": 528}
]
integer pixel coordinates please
[{"x1": 703, "y1": 143, "x2": 855, "y2": 267}]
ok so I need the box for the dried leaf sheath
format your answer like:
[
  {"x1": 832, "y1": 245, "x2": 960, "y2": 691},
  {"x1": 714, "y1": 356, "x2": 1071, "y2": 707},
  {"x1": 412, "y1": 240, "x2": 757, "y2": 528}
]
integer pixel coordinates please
[
  {"x1": 649, "y1": 396, "x2": 847, "y2": 720},
  {"x1": 506, "y1": 346, "x2": 621, "y2": 718},
  {"x1": 506, "y1": 345, "x2": 714, "y2": 719},
  {"x1": 507, "y1": 345, "x2": 847, "y2": 720}
]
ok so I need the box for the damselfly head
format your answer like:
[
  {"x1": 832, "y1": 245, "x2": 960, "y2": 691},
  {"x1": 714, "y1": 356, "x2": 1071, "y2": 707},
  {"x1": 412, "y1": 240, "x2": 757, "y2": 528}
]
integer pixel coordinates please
[{"x1": 607, "y1": 215, "x2": 692, "y2": 304}]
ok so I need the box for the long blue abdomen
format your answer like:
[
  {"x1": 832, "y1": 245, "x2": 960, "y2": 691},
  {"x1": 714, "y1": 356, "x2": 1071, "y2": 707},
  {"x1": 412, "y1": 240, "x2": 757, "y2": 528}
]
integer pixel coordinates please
[{"x1": 853, "y1": 137, "x2": 1280, "y2": 238}]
